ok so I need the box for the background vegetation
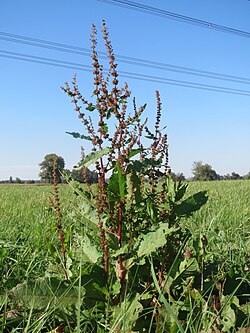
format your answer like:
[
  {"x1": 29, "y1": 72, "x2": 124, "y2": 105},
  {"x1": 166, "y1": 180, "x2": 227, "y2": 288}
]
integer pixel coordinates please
[{"x1": 0, "y1": 180, "x2": 249, "y2": 331}]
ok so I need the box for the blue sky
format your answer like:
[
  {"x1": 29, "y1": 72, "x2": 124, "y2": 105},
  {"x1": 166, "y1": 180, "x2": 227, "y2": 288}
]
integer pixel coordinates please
[{"x1": 0, "y1": 0, "x2": 250, "y2": 180}]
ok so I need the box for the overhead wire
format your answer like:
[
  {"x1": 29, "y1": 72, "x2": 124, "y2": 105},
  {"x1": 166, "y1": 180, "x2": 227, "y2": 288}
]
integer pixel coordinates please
[
  {"x1": 1, "y1": 49, "x2": 250, "y2": 96},
  {"x1": 0, "y1": 31, "x2": 250, "y2": 85},
  {"x1": 97, "y1": 0, "x2": 250, "y2": 38}
]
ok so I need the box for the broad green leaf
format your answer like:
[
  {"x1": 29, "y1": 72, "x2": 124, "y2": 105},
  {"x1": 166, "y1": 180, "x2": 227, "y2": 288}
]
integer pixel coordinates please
[
  {"x1": 112, "y1": 244, "x2": 129, "y2": 257},
  {"x1": 111, "y1": 294, "x2": 143, "y2": 332},
  {"x1": 78, "y1": 147, "x2": 110, "y2": 168},
  {"x1": 137, "y1": 224, "x2": 178, "y2": 258},
  {"x1": 171, "y1": 258, "x2": 199, "y2": 290},
  {"x1": 77, "y1": 234, "x2": 102, "y2": 264},
  {"x1": 240, "y1": 302, "x2": 250, "y2": 316},
  {"x1": 78, "y1": 204, "x2": 99, "y2": 232},
  {"x1": 64, "y1": 178, "x2": 99, "y2": 232},
  {"x1": 9, "y1": 278, "x2": 85, "y2": 310},
  {"x1": 165, "y1": 175, "x2": 176, "y2": 203},
  {"x1": 112, "y1": 280, "x2": 121, "y2": 295},
  {"x1": 174, "y1": 191, "x2": 208, "y2": 217},
  {"x1": 108, "y1": 165, "x2": 127, "y2": 200},
  {"x1": 175, "y1": 182, "x2": 188, "y2": 202},
  {"x1": 108, "y1": 171, "x2": 119, "y2": 199},
  {"x1": 220, "y1": 295, "x2": 236, "y2": 331}
]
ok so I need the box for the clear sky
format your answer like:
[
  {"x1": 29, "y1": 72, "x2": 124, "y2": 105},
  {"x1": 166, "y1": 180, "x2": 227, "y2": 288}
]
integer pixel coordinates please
[{"x1": 0, "y1": 0, "x2": 250, "y2": 180}]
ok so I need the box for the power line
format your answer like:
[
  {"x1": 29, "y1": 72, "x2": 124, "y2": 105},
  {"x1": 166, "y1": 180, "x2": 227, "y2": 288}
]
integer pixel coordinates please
[
  {"x1": 1, "y1": 49, "x2": 250, "y2": 96},
  {"x1": 97, "y1": 0, "x2": 250, "y2": 39},
  {"x1": 1, "y1": 31, "x2": 250, "y2": 85}
]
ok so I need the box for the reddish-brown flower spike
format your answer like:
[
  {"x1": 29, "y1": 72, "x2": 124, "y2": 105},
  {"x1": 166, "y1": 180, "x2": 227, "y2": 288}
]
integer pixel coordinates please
[{"x1": 93, "y1": 89, "x2": 100, "y2": 95}]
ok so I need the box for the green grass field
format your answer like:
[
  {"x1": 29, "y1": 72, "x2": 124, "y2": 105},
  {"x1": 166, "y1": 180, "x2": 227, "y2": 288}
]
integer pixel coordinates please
[
  {"x1": 0, "y1": 180, "x2": 249, "y2": 331},
  {"x1": 184, "y1": 180, "x2": 250, "y2": 270}
]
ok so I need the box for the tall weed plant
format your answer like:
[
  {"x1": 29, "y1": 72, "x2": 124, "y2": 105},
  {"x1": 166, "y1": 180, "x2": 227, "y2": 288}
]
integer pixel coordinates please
[{"x1": 61, "y1": 21, "x2": 235, "y2": 332}]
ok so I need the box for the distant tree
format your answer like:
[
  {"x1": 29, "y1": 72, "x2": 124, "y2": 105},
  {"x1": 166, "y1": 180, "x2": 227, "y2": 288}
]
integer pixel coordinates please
[
  {"x1": 170, "y1": 172, "x2": 186, "y2": 182},
  {"x1": 71, "y1": 167, "x2": 98, "y2": 184},
  {"x1": 9, "y1": 176, "x2": 13, "y2": 183},
  {"x1": 222, "y1": 173, "x2": 231, "y2": 180},
  {"x1": 15, "y1": 177, "x2": 22, "y2": 184},
  {"x1": 70, "y1": 147, "x2": 98, "y2": 184},
  {"x1": 222, "y1": 172, "x2": 242, "y2": 180},
  {"x1": 192, "y1": 161, "x2": 218, "y2": 181},
  {"x1": 230, "y1": 172, "x2": 241, "y2": 180},
  {"x1": 39, "y1": 154, "x2": 65, "y2": 183},
  {"x1": 243, "y1": 172, "x2": 250, "y2": 180}
]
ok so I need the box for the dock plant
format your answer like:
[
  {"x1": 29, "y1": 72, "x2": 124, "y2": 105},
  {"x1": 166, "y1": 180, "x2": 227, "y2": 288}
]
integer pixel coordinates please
[{"x1": 61, "y1": 21, "x2": 217, "y2": 331}]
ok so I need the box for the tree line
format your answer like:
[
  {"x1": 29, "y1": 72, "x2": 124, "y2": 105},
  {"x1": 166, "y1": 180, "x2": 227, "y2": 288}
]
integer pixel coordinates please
[
  {"x1": 171, "y1": 161, "x2": 250, "y2": 182},
  {"x1": 2, "y1": 156, "x2": 249, "y2": 184},
  {"x1": 39, "y1": 155, "x2": 250, "y2": 184}
]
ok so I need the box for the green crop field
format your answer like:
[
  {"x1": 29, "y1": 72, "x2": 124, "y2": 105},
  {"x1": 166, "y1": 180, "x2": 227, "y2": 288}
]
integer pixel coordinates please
[
  {"x1": 0, "y1": 180, "x2": 249, "y2": 332},
  {"x1": 0, "y1": 181, "x2": 249, "y2": 273},
  {"x1": 184, "y1": 180, "x2": 250, "y2": 269}
]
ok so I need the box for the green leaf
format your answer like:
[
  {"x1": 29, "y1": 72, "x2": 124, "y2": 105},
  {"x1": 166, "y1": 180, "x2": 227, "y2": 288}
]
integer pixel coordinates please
[
  {"x1": 66, "y1": 131, "x2": 92, "y2": 141},
  {"x1": 175, "y1": 182, "x2": 188, "y2": 202},
  {"x1": 117, "y1": 165, "x2": 126, "y2": 199},
  {"x1": 128, "y1": 148, "x2": 141, "y2": 159},
  {"x1": 174, "y1": 191, "x2": 208, "y2": 217},
  {"x1": 78, "y1": 204, "x2": 99, "y2": 232},
  {"x1": 220, "y1": 295, "x2": 236, "y2": 331},
  {"x1": 111, "y1": 280, "x2": 121, "y2": 295},
  {"x1": 111, "y1": 294, "x2": 144, "y2": 331},
  {"x1": 108, "y1": 171, "x2": 119, "y2": 199},
  {"x1": 86, "y1": 105, "x2": 96, "y2": 111},
  {"x1": 108, "y1": 165, "x2": 127, "y2": 200},
  {"x1": 136, "y1": 224, "x2": 178, "y2": 258},
  {"x1": 171, "y1": 258, "x2": 199, "y2": 290},
  {"x1": 112, "y1": 244, "x2": 129, "y2": 257},
  {"x1": 76, "y1": 234, "x2": 102, "y2": 264},
  {"x1": 102, "y1": 123, "x2": 108, "y2": 133},
  {"x1": 78, "y1": 147, "x2": 110, "y2": 168},
  {"x1": 9, "y1": 278, "x2": 85, "y2": 311},
  {"x1": 107, "y1": 107, "x2": 114, "y2": 119},
  {"x1": 118, "y1": 99, "x2": 126, "y2": 104}
]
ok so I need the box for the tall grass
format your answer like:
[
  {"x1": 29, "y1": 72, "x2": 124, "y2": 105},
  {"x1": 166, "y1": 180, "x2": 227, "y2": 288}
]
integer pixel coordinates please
[
  {"x1": 0, "y1": 181, "x2": 249, "y2": 331},
  {"x1": 183, "y1": 180, "x2": 250, "y2": 270}
]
